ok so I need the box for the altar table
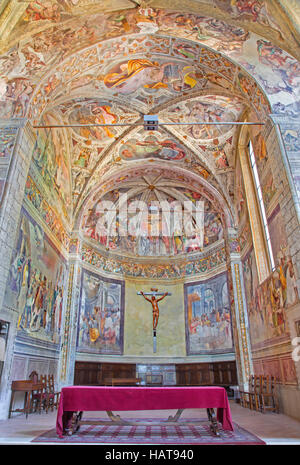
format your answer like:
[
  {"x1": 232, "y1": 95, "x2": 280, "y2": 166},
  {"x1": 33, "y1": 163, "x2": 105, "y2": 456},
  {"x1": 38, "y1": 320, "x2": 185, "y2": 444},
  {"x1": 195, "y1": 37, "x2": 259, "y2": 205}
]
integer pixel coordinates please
[{"x1": 56, "y1": 386, "x2": 234, "y2": 438}]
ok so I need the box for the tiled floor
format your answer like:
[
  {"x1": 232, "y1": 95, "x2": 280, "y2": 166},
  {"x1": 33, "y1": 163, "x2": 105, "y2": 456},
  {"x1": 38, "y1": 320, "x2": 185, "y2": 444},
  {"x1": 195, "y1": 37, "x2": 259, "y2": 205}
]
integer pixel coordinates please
[{"x1": 0, "y1": 401, "x2": 299, "y2": 445}]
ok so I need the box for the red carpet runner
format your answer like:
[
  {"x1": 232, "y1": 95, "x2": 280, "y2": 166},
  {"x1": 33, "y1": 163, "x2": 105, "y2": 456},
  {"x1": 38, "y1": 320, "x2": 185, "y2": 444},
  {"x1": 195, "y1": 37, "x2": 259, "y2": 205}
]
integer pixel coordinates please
[{"x1": 33, "y1": 418, "x2": 265, "y2": 445}]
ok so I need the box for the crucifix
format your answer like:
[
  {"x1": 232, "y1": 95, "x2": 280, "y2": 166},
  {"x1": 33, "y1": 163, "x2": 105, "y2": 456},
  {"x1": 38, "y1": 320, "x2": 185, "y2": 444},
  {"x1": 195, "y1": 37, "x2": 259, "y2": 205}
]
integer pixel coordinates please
[{"x1": 137, "y1": 288, "x2": 171, "y2": 352}]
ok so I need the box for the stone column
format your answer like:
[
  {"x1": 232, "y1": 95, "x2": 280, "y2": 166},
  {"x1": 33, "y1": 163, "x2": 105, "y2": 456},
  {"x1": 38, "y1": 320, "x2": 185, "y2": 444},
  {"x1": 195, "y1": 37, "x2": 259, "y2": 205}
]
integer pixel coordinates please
[{"x1": 0, "y1": 119, "x2": 36, "y2": 419}]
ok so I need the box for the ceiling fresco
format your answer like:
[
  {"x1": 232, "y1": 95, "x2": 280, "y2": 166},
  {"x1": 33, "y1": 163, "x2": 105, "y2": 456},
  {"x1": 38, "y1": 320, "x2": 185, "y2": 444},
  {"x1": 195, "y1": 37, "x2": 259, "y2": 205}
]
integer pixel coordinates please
[
  {"x1": 32, "y1": 33, "x2": 267, "y2": 223},
  {"x1": 0, "y1": 1, "x2": 299, "y2": 254},
  {"x1": 0, "y1": 1, "x2": 299, "y2": 117}
]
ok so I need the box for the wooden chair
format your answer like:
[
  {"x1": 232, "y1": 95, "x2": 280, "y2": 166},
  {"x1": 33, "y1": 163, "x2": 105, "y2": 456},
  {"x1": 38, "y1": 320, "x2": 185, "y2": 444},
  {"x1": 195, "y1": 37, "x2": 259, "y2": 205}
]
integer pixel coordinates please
[
  {"x1": 259, "y1": 375, "x2": 279, "y2": 413},
  {"x1": 28, "y1": 371, "x2": 44, "y2": 414},
  {"x1": 31, "y1": 382, "x2": 47, "y2": 414},
  {"x1": 29, "y1": 371, "x2": 39, "y2": 383},
  {"x1": 36, "y1": 375, "x2": 51, "y2": 413},
  {"x1": 47, "y1": 374, "x2": 60, "y2": 411},
  {"x1": 239, "y1": 375, "x2": 255, "y2": 409},
  {"x1": 27, "y1": 373, "x2": 48, "y2": 414},
  {"x1": 249, "y1": 374, "x2": 261, "y2": 411}
]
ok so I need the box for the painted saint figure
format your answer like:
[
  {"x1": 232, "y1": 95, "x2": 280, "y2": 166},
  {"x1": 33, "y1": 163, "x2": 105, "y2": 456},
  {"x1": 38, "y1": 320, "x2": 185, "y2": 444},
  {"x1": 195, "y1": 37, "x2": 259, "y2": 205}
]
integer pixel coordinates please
[{"x1": 140, "y1": 290, "x2": 168, "y2": 330}]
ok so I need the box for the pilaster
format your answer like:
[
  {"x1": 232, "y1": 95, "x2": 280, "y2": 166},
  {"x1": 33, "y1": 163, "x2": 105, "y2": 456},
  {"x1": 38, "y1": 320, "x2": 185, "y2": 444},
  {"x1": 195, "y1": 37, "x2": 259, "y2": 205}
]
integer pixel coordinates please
[
  {"x1": 57, "y1": 240, "x2": 82, "y2": 388},
  {"x1": 228, "y1": 229, "x2": 253, "y2": 389}
]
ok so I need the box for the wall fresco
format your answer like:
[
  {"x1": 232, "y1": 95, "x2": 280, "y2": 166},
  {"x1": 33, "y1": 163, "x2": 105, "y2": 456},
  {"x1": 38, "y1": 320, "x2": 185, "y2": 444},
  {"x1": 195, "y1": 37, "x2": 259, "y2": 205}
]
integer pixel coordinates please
[
  {"x1": 82, "y1": 182, "x2": 224, "y2": 258},
  {"x1": 250, "y1": 129, "x2": 278, "y2": 213},
  {"x1": 76, "y1": 268, "x2": 124, "y2": 355},
  {"x1": 4, "y1": 208, "x2": 68, "y2": 344},
  {"x1": 242, "y1": 245, "x2": 298, "y2": 348},
  {"x1": 31, "y1": 125, "x2": 72, "y2": 222},
  {"x1": 280, "y1": 123, "x2": 300, "y2": 205},
  {"x1": 184, "y1": 272, "x2": 233, "y2": 354},
  {"x1": 24, "y1": 175, "x2": 70, "y2": 250}
]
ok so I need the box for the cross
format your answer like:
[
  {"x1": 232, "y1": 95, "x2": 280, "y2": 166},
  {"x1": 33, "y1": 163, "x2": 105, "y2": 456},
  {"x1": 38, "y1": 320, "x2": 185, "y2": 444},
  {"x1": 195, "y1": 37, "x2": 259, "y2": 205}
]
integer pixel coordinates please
[{"x1": 137, "y1": 288, "x2": 171, "y2": 353}]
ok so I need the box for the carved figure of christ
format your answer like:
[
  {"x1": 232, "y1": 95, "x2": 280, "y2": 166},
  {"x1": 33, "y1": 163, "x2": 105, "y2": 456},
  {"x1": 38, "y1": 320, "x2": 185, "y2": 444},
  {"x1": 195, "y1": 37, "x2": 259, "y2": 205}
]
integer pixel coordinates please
[{"x1": 139, "y1": 290, "x2": 169, "y2": 330}]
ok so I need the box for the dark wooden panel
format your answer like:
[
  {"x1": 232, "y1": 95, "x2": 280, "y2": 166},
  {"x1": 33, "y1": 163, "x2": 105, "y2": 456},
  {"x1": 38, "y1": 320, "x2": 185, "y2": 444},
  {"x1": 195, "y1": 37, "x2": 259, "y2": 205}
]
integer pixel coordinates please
[
  {"x1": 74, "y1": 361, "x2": 237, "y2": 387},
  {"x1": 74, "y1": 362, "x2": 136, "y2": 386},
  {"x1": 74, "y1": 362, "x2": 102, "y2": 385},
  {"x1": 176, "y1": 361, "x2": 237, "y2": 387}
]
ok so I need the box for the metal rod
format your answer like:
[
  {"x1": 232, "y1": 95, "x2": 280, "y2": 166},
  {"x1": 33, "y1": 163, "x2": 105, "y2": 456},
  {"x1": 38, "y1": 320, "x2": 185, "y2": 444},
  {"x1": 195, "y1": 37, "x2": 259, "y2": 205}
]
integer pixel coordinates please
[{"x1": 33, "y1": 121, "x2": 265, "y2": 129}]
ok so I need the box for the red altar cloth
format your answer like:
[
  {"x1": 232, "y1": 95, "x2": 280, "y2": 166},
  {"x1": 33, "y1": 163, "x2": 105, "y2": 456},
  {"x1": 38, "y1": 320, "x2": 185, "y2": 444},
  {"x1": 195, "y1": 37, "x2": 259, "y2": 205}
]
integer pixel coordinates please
[{"x1": 56, "y1": 386, "x2": 234, "y2": 438}]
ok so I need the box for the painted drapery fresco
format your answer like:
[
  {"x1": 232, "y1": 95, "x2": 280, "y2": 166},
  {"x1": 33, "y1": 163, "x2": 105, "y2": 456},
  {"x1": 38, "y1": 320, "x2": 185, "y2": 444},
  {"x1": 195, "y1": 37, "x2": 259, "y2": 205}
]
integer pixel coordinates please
[
  {"x1": 184, "y1": 272, "x2": 233, "y2": 354},
  {"x1": 5, "y1": 209, "x2": 67, "y2": 344},
  {"x1": 76, "y1": 269, "x2": 124, "y2": 354}
]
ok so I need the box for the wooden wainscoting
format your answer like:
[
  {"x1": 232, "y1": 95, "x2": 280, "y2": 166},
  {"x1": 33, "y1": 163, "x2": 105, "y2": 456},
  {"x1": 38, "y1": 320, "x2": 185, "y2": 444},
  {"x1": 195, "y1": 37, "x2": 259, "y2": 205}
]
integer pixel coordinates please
[
  {"x1": 175, "y1": 361, "x2": 238, "y2": 388},
  {"x1": 74, "y1": 361, "x2": 238, "y2": 389},
  {"x1": 74, "y1": 362, "x2": 136, "y2": 386}
]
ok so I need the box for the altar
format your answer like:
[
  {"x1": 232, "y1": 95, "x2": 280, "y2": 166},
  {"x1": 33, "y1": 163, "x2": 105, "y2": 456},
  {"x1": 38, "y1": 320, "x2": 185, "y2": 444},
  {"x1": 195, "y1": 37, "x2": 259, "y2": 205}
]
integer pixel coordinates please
[{"x1": 56, "y1": 385, "x2": 234, "y2": 438}]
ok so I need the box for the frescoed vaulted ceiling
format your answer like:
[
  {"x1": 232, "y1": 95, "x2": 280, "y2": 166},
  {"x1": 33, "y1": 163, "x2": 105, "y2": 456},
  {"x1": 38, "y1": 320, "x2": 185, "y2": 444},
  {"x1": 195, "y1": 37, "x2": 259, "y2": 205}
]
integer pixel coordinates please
[{"x1": 0, "y1": 1, "x2": 299, "y2": 257}]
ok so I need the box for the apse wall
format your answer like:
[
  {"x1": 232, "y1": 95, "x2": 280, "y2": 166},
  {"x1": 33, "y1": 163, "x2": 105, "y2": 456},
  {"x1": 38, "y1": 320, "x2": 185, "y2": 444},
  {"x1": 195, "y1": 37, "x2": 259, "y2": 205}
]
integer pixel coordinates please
[{"x1": 75, "y1": 239, "x2": 235, "y2": 364}]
